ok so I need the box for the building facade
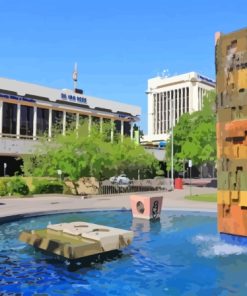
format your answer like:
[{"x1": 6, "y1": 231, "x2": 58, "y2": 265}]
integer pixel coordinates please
[
  {"x1": 0, "y1": 77, "x2": 140, "y2": 175},
  {"x1": 142, "y1": 72, "x2": 215, "y2": 145}
]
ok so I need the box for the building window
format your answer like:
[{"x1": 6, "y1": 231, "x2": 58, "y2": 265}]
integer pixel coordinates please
[
  {"x1": 2, "y1": 102, "x2": 17, "y2": 135},
  {"x1": 164, "y1": 92, "x2": 167, "y2": 132},
  {"x1": 66, "y1": 112, "x2": 76, "y2": 130},
  {"x1": 157, "y1": 94, "x2": 160, "y2": 134},
  {"x1": 167, "y1": 92, "x2": 170, "y2": 130},
  {"x1": 153, "y1": 94, "x2": 156, "y2": 134},
  {"x1": 183, "y1": 88, "x2": 186, "y2": 113},
  {"x1": 77, "y1": 114, "x2": 89, "y2": 135},
  {"x1": 37, "y1": 107, "x2": 49, "y2": 136},
  {"x1": 79, "y1": 114, "x2": 88, "y2": 126},
  {"x1": 20, "y1": 105, "x2": 33, "y2": 136},
  {"x1": 124, "y1": 121, "x2": 131, "y2": 136},
  {"x1": 178, "y1": 89, "x2": 181, "y2": 117},
  {"x1": 52, "y1": 110, "x2": 63, "y2": 133},
  {"x1": 103, "y1": 118, "x2": 111, "y2": 140},
  {"x1": 175, "y1": 89, "x2": 178, "y2": 122},
  {"x1": 186, "y1": 87, "x2": 189, "y2": 112},
  {"x1": 92, "y1": 116, "x2": 100, "y2": 124},
  {"x1": 114, "y1": 120, "x2": 121, "y2": 134}
]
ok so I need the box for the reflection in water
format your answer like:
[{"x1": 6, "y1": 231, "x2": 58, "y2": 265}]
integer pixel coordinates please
[{"x1": 131, "y1": 218, "x2": 161, "y2": 233}]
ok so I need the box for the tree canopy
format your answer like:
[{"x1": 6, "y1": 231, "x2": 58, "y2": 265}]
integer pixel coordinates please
[
  {"x1": 22, "y1": 122, "x2": 158, "y2": 192},
  {"x1": 166, "y1": 90, "x2": 216, "y2": 172}
]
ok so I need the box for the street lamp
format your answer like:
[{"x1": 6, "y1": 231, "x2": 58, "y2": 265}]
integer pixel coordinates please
[
  {"x1": 170, "y1": 98, "x2": 174, "y2": 191},
  {"x1": 57, "y1": 169, "x2": 62, "y2": 182},
  {"x1": 3, "y1": 163, "x2": 7, "y2": 177}
]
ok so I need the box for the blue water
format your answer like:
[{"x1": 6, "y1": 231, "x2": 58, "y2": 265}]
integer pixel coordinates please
[{"x1": 1, "y1": 210, "x2": 247, "y2": 295}]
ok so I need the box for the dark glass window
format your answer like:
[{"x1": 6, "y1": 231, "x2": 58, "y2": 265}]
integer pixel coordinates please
[
  {"x1": 52, "y1": 110, "x2": 63, "y2": 133},
  {"x1": 79, "y1": 114, "x2": 89, "y2": 126},
  {"x1": 114, "y1": 120, "x2": 121, "y2": 134},
  {"x1": 183, "y1": 88, "x2": 186, "y2": 113},
  {"x1": 2, "y1": 102, "x2": 17, "y2": 135},
  {"x1": 92, "y1": 116, "x2": 100, "y2": 130},
  {"x1": 124, "y1": 121, "x2": 131, "y2": 136},
  {"x1": 66, "y1": 112, "x2": 76, "y2": 130},
  {"x1": 103, "y1": 118, "x2": 111, "y2": 124},
  {"x1": 92, "y1": 116, "x2": 100, "y2": 124},
  {"x1": 20, "y1": 105, "x2": 33, "y2": 136},
  {"x1": 103, "y1": 118, "x2": 111, "y2": 141},
  {"x1": 78, "y1": 114, "x2": 89, "y2": 135},
  {"x1": 186, "y1": 87, "x2": 189, "y2": 112},
  {"x1": 37, "y1": 107, "x2": 49, "y2": 136}
]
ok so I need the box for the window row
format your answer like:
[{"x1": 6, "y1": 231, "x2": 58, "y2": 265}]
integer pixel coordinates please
[
  {"x1": 1, "y1": 103, "x2": 131, "y2": 137},
  {"x1": 153, "y1": 87, "x2": 190, "y2": 134}
]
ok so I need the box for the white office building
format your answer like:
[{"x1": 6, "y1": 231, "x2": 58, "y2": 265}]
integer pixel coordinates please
[
  {"x1": 142, "y1": 72, "x2": 215, "y2": 145},
  {"x1": 0, "y1": 77, "x2": 140, "y2": 175}
]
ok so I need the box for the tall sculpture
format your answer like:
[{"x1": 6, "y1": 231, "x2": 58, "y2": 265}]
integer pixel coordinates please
[{"x1": 216, "y1": 28, "x2": 247, "y2": 243}]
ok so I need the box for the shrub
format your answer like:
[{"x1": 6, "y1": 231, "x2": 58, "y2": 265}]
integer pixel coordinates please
[
  {"x1": 7, "y1": 177, "x2": 29, "y2": 196},
  {"x1": 32, "y1": 180, "x2": 63, "y2": 194},
  {"x1": 0, "y1": 179, "x2": 8, "y2": 196}
]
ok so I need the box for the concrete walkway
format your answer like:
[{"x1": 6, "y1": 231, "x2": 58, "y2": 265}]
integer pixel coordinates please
[{"x1": 0, "y1": 185, "x2": 217, "y2": 223}]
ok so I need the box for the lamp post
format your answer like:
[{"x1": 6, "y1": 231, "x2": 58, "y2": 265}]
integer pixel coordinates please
[
  {"x1": 57, "y1": 169, "x2": 62, "y2": 182},
  {"x1": 3, "y1": 163, "x2": 7, "y2": 177},
  {"x1": 170, "y1": 98, "x2": 174, "y2": 191}
]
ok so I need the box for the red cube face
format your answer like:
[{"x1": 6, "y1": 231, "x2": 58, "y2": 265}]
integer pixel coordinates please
[{"x1": 130, "y1": 195, "x2": 163, "y2": 220}]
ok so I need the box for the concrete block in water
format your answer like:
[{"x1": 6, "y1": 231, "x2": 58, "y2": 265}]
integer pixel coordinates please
[
  {"x1": 130, "y1": 194, "x2": 163, "y2": 220},
  {"x1": 19, "y1": 221, "x2": 133, "y2": 260}
]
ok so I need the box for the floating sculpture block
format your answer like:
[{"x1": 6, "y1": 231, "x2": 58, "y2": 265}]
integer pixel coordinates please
[
  {"x1": 130, "y1": 194, "x2": 163, "y2": 220},
  {"x1": 19, "y1": 221, "x2": 133, "y2": 260},
  {"x1": 216, "y1": 28, "x2": 247, "y2": 241}
]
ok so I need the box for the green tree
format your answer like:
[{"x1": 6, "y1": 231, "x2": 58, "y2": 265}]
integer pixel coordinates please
[
  {"x1": 166, "y1": 90, "x2": 216, "y2": 172},
  {"x1": 22, "y1": 122, "x2": 158, "y2": 193}
]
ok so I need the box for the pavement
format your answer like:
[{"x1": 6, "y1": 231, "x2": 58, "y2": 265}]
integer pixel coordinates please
[{"x1": 0, "y1": 185, "x2": 217, "y2": 223}]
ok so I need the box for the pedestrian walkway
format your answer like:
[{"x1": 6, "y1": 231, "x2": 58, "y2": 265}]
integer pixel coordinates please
[{"x1": 0, "y1": 185, "x2": 217, "y2": 222}]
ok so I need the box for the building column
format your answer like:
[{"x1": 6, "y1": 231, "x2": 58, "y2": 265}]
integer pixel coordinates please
[
  {"x1": 62, "y1": 111, "x2": 66, "y2": 135},
  {"x1": 48, "y1": 109, "x2": 52, "y2": 139},
  {"x1": 147, "y1": 92, "x2": 154, "y2": 137},
  {"x1": 154, "y1": 94, "x2": 158, "y2": 134},
  {"x1": 76, "y1": 113, "x2": 79, "y2": 129},
  {"x1": 165, "y1": 92, "x2": 168, "y2": 132},
  {"x1": 100, "y1": 117, "x2": 103, "y2": 133},
  {"x1": 16, "y1": 104, "x2": 21, "y2": 139},
  {"x1": 176, "y1": 95, "x2": 179, "y2": 123},
  {"x1": 121, "y1": 120, "x2": 124, "y2": 142},
  {"x1": 0, "y1": 101, "x2": 3, "y2": 137},
  {"x1": 130, "y1": 121, "x2": 133, "y2": 139},
  {"x1": 88, "y1": 115, "x2": 92, "y2": 134},
  {"x1": 33, "y1": 106, "x2": 37, "y2": 140},
  {"x1": 111, "y1": 119, "x2": 114, "y2": 143}
]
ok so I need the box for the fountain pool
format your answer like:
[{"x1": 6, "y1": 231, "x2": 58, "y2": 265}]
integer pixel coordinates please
[{"x1": 1, "y1": 210, "x2": 247, "y2": 295}]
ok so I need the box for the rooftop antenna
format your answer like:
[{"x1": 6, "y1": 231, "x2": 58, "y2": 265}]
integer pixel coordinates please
[
  {"x1": 72, "y1": 62, "x2": 78, "y2": 90},
  {"x1": 162, "y1": 69, "x2": 169, "y2": 78}
]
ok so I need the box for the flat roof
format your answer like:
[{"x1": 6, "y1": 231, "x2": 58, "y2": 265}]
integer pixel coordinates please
[{"x1": 0, "y1": 77, "x2": 141, "y2": 117}]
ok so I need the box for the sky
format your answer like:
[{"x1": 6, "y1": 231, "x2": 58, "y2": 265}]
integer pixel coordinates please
[{"x1": 0, "y1": 0, "x2": 247, "y2": 133}]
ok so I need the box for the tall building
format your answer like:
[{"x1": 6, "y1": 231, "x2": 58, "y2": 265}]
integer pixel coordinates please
[
  {"x1": 142, "y1": 72, "x2": 215, "y2": 145},
  {"x1": 0, "y1": 77, "x2": 140, "y2": 176}
]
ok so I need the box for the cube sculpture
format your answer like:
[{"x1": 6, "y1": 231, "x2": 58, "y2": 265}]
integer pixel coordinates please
[
  {"x1": 130, "y1": 195, "x2": 163, "y2": 220},
  {"x1": 216, "y1": 28, "x2": 247, "y2": 243},
  {"x1": 19, "y1": 221, "x2": 134, "y2": 260}
]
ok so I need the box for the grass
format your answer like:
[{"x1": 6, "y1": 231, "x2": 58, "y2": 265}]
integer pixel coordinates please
[{"x1": 185, "y1": 193, "x2": 217, "y2": 202}]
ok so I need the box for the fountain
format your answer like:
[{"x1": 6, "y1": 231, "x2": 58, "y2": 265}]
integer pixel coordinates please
[{"x1": 215, "y1": 28, "x2": 247, "y2": 245}]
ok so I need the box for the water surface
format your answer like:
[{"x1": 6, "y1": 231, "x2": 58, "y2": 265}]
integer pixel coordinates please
[{"x1": 0, "y1": 210, "x2": 247, "y2": 295}]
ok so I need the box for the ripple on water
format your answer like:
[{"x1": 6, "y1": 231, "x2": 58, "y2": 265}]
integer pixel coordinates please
[
  {"x1": 192, "y1": 234, "x2": 247, "y2": 257},
  {"x1": 0, "y1": 210, "x2": 246, "y2": 295}
]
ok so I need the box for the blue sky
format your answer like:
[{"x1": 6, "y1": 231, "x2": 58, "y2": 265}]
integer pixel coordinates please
[{"x1": 1, "y1": 0, "x2": 247, "y2": 132}]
